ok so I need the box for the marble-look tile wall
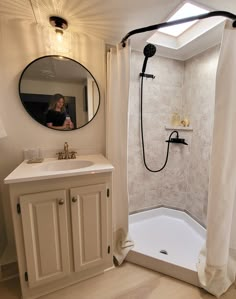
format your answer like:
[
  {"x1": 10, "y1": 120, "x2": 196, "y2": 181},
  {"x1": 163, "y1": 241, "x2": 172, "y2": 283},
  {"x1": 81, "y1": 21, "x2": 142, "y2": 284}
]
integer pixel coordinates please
[
  {"x1": 128, "y1": 50, "x2": 188, "y2": 215},
  {"x1": 128, "y1": 46, "x2": 220, "y2": 226},
  {"x1": 183, "y1": 46, "x2": 220, "y2": 224}
]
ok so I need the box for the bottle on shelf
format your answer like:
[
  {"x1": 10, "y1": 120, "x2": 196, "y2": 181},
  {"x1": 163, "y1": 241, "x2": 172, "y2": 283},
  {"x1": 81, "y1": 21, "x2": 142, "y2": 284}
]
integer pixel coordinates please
[{"x1": 170, "y1": 112, "x2": 181, "y2": 127}]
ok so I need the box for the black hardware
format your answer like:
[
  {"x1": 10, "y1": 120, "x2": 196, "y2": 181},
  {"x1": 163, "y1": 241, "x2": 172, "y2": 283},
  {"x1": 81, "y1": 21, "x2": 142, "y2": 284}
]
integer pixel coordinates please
[
  {"x1": 17, "y1": 203, "x2": 21, "y2": 214},
  {"x1": 166, "y1": 137, "x2": 188, "y2": 145},
  {"x1": 24, "y1": 272, "x2": 28, "y2": 282},
  {"x1": 107, "y1": 189, "x2": 110, "y2": 197},
  {"x1": 121, "y1": 11, "x2": 236, "y2": 46},
  {"x1": 108, "y1": 246, "x2": 110, "y2": 254},
  {"x1": 49, "y1": 16, "x2": 68, "y2": 30},
  {"x1": 160, "y1": 249, "x2": 168, "y2": 255},
  {"x1": 139, "y1": 73, "x2": 155, "y2": 79}
]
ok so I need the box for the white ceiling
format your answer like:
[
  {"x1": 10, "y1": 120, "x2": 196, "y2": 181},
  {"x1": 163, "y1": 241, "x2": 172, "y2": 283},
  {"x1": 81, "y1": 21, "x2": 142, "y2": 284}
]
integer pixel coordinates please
[{"x1": 0, "y1": 0, "x2": 236, "y2": 60}]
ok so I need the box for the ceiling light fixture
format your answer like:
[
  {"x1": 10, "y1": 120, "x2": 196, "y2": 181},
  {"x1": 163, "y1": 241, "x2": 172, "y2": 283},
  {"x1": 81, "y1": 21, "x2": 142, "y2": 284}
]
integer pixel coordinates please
[{"x1": 49, "y1": 16, "x2": 68, "y2": 42}]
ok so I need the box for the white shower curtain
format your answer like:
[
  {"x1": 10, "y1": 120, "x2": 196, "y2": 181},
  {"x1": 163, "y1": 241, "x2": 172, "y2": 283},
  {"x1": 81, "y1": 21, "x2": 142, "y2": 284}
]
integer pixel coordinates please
[
  {"x1": 106, "y1": 42, "x2": 134, "y2": 265},
  {"x1": 197, "y1": 20, "x2": 236, "y2": 297}
]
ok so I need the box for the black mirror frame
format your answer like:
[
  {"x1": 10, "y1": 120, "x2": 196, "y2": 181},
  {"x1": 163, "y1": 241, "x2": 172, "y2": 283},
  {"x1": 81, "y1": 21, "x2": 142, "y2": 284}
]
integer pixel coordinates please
[{"x1": 18, "y1": 55, "x2": 101, "y2": 131}]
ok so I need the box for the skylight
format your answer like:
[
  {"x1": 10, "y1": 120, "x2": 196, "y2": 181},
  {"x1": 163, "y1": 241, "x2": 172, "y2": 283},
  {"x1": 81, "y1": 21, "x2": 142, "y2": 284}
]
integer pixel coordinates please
[{"x1": 158, "y1": 2, "x2": 209, "y2": 37}]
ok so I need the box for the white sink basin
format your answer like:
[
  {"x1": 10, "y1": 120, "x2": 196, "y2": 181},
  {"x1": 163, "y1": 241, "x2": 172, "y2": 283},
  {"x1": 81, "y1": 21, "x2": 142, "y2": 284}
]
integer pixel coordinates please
[
  {"x1": 39, "y1": 160, "x2": 94, "y2": 171},
  {"x1": 4, "y1": 154, "x2": 114, "y2": 184}
]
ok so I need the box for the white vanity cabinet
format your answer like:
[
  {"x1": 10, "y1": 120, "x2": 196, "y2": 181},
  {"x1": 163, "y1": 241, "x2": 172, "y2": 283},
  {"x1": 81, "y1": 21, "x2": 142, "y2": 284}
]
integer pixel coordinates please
[
  {"x1": 20, "y1": 189, "x2": 70, "y2": 288},
  {"x1": 70, "y1": 184, "x2": 108, "y2": 272},
  {"x1": 7, "y1": 170, "x2": 113, "y2": 299}
]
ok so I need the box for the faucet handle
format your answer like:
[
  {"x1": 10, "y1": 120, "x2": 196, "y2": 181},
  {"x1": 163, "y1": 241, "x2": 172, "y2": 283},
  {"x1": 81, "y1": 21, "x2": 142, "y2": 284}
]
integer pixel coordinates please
[
  {"x1": 56, "y1": 152, "x2": 64, "y2": 160},
  {"x1": 70, "y1": 151, "x2": 77, "y2": 159}
]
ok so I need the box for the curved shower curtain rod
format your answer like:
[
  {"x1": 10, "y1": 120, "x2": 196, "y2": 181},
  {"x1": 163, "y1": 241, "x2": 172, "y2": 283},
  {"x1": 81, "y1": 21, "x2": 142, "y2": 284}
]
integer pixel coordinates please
[{"x1": 120, "y1": 11, "x2": 236, "y2": 47}]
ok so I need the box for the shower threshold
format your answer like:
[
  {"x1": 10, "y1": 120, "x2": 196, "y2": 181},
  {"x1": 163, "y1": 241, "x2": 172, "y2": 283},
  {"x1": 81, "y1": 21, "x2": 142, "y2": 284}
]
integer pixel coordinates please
[{"x1": 126, "y1": 207, "x2": 206, "y2": 286}]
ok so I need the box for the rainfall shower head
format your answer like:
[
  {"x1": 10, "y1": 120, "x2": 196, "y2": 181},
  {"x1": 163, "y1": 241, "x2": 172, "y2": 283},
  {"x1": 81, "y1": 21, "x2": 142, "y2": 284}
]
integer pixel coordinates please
[{"x1": 141, "y1": 44, "x2": 156, "y2": 74}]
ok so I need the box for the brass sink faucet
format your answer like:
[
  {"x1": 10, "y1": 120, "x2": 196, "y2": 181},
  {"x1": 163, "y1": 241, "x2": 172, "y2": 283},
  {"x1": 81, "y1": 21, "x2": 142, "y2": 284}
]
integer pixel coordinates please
[
  {"x1": 64, "y1": 142, "x2": 69, "y2": 159},
  {"x1": 57, "y1": 142, "x2": 77, "y2": 159}
]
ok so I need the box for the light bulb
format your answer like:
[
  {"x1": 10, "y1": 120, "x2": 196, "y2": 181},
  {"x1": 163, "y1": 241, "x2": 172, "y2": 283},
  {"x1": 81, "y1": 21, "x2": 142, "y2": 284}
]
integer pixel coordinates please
[{"x1": 55, "y1": 29, "x2": 63, "y2": 42}]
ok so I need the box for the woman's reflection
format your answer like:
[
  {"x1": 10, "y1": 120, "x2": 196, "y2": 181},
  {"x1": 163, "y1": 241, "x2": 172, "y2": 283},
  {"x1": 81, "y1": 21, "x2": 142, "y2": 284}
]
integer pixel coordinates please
[{"x1": 46, "y1": 94, "x2": 74, "y2": 130}]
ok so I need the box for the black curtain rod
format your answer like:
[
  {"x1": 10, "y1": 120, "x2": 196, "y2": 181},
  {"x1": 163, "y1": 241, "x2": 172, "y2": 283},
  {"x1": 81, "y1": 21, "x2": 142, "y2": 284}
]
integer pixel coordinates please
[{"x1": 121, "y1": 11, "x2": 236, "y2": 47}]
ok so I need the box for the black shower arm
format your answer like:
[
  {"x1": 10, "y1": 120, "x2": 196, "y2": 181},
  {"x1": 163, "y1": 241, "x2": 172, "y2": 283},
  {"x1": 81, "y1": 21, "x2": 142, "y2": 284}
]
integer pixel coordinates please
[{"x1": 121, "y1": 11, "x2": 236, "y2": 47}]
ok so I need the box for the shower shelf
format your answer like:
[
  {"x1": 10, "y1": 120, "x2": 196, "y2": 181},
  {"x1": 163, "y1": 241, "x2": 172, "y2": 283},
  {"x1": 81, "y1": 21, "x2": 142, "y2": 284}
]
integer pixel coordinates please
[{"x1": 165, "y1": 126, "x2": 193, "y2": 131}]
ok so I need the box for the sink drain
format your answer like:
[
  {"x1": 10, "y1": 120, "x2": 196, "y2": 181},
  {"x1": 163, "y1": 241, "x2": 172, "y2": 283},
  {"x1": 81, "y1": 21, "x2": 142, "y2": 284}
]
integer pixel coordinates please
[{"x1": 160, "y1": 249, "x2": 168, "y2": 255}]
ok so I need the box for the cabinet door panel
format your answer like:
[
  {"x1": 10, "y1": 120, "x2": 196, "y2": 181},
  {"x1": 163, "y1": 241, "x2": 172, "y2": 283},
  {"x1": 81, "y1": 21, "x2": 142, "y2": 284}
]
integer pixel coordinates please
[
  {"x1": 70, "y1": 184, "x2": 107, "y2": 272},
  {"x1": 20, "y1": 190, "x2": 70, "y2": 288}
]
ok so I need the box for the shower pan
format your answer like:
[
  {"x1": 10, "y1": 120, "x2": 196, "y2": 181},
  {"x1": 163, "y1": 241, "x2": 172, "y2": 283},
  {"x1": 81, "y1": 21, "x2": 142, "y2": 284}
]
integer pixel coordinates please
[{"x1": 126, "y1": 207, "x2": 206, "y2": 286}]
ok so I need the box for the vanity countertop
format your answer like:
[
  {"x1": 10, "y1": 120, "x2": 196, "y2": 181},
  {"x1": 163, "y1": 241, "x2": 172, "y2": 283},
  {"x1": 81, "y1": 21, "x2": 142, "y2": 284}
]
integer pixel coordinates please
[{"x1": 4, "y1": 154, "x2": 114, "y2": 184}]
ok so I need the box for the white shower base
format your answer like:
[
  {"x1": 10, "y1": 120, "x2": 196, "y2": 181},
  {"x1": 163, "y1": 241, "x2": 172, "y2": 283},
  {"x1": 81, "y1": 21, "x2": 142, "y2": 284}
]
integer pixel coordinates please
[{"x1": 126, "y1": 207, "x2": 206, "y2": 286}]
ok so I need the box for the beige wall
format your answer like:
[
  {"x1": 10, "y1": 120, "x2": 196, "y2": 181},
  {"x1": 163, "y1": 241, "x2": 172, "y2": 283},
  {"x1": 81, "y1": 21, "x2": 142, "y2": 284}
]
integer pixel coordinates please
[
  {"x1": 128, "y1": 46, "x2": 220, "y2": 226},
  {"x1": 0, "y1": 17, "x2": 106, "y2": 262}
]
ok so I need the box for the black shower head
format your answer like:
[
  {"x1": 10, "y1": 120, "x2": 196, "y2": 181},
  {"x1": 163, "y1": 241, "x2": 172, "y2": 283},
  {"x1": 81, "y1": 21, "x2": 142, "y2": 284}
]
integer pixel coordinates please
[
  {"x1": 142, "y1": 44, "x2": 156, "y2": 74},
  {"x1": 143, "y1": 44, "x2": 156, "y2": 58}
]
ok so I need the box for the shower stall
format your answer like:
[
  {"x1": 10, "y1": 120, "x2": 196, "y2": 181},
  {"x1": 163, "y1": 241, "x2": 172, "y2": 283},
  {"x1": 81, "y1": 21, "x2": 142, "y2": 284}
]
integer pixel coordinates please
[{"x1": 126, "y1": 45, "x2": 220, "y2": 285}]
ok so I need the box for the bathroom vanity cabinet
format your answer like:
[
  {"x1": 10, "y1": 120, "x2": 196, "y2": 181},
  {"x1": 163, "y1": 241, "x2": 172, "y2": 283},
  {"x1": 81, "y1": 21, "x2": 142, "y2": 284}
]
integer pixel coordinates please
[{"x1": 5, "y1": 156, "x2": 113, "y2": 299}]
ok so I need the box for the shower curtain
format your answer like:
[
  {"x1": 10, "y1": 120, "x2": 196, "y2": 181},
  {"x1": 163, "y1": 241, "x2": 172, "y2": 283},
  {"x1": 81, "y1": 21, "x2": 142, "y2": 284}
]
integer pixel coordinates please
[
  {"x1": 197, "y1": 20, "x2": 236, "y2": 297},
  {"x1": 106, "y1": 42, "x2": 134, "y2": 265}
]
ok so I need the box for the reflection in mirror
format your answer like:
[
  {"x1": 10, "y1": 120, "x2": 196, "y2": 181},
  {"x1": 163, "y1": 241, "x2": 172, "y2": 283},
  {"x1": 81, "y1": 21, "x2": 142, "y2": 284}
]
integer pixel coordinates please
[{"x1": 19, "y1": 56, "x2": 100, "y2": 130}]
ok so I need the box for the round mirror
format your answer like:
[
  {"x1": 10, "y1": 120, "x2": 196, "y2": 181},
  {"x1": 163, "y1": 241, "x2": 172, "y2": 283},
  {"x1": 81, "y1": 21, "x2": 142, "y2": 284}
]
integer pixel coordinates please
[{"x1": 19, "y1": 55, "x2": 100, "y2": 131}]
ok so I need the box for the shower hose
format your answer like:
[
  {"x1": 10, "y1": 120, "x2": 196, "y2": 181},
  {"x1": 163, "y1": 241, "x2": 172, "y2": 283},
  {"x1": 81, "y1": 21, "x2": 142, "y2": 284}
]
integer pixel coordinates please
[{"x1": 140, "y1": 75, "x2": 178, "y2": 172}]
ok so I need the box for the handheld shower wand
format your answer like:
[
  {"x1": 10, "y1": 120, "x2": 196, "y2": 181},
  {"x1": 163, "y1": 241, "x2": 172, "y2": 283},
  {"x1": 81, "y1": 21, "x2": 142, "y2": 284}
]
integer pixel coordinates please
[
  {"x1": 139, "y1": 43, "x2": 188, "y2": 173},
  {"x1": 140, "y1": 43, "x2": 156, "y2": 78}
]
